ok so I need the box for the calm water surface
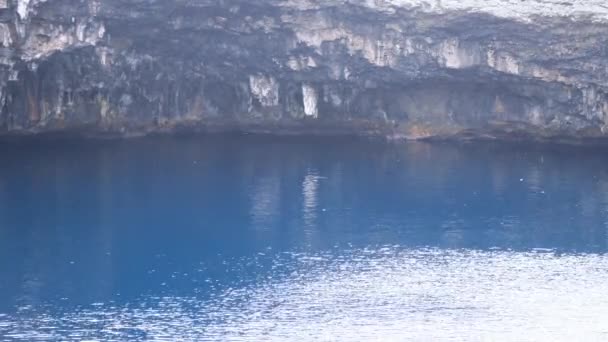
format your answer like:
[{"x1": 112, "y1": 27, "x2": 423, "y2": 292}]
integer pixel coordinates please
[{"x1": 1, "y1": 135, "x2": 608, "y2": 341}]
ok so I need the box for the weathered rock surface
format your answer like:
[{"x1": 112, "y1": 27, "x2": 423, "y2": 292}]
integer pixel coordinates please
[{"x1": 2, "y1": 0, "x2": 608, "y2": 140}]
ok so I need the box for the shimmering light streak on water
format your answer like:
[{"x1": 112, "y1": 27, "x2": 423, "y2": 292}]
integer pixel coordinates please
[{"x1": 2, "y1": 249, "x2": 608, "y2": 341}]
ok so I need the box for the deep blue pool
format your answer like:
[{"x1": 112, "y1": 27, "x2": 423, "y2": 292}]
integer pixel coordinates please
[{"x1": 1, "y1": 135, "x2": 607, "y2": 341}]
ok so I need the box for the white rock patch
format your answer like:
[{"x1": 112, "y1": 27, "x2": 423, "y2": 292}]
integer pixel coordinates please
[
  {"x1": 302, "y1": 84, "x2": 319, "y2": 118},
  {"x1": 249, "y1": 75, "x2": 279, "y2": 107}
]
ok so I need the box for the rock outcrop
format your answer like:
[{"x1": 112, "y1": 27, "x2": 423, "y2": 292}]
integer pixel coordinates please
[{"x1": 2, "y1": 0, "x2": 608, "y2": 140}]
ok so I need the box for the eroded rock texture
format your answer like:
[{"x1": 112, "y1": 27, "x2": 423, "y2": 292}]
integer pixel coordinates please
[{"x1": 2, "y1": 0, "x2": 608, "y2": 139}]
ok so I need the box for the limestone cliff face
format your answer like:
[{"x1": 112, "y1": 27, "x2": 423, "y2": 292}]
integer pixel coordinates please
[{"x1": 2, "y1": 0, "x2": 608, "y2": 140}]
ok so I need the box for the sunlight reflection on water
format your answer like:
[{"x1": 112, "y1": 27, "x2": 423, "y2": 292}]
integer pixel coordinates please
[{"x1": 2, "y1": 247, "x2": 608, "y2": 341}]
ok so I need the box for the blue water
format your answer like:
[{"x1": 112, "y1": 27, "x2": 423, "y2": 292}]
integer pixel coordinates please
[{"x1": 1, "y1": 135, "x2": 608, "y2": 341}]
